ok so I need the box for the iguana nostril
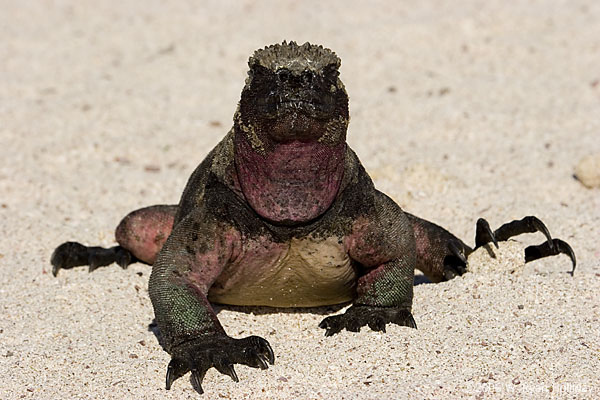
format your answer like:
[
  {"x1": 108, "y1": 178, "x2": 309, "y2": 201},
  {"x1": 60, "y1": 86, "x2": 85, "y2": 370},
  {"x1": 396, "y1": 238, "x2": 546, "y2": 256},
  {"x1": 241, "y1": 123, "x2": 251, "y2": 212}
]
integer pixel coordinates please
[{"x1": 302, "y1": 70, "x2": 314, "y2": 84}]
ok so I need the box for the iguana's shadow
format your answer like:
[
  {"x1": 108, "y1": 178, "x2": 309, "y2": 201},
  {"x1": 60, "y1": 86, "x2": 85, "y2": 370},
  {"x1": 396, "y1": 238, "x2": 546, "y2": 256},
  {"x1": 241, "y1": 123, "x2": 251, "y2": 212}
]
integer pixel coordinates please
[
  {"x1": 148, "y1": 275, "x2": 432, "y2": 350},
  {"x1": 413, "y1": 273, "x2": 432, "y2": 285},
  {"x1": 148, "y1": 303, "x2": 349, "y2": 351},
  {"x1": 149, "y1": 274, "x2": 432, "y2": 350}
]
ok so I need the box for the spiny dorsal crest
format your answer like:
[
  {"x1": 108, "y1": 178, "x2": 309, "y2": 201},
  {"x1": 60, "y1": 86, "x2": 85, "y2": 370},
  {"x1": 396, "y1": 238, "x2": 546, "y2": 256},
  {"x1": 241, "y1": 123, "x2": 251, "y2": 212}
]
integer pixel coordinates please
[{"x1": 249, "y1": 41, "x2": 341, "y2": 73}]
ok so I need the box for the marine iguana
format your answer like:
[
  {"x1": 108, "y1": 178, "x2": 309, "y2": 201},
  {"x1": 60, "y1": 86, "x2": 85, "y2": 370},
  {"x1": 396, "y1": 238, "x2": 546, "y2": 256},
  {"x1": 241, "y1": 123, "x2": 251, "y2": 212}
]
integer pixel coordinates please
[{"x1": 51, "y1": 41, "x2": 575, "y2": 394}]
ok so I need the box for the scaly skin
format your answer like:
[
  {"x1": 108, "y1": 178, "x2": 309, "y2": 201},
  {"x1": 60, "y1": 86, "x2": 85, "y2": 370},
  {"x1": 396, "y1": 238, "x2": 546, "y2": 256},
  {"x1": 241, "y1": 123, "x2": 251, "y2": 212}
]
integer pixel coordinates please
[
  {"x1": 51, "y1": 41, "x2": 576, "y2": 394},
  {"x1": 146, "y1": 42, "x2": 417, "y2": 392}
]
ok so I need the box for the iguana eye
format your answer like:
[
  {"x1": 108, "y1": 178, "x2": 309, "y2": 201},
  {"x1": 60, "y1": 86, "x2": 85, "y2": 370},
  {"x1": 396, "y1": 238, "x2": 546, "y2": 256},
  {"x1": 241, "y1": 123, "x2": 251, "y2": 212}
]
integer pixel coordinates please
[
  {"x1": 322, "y1": 68, "x2": 339, "y2": 85},
  {"x1": 277, "y1": 69, "x2": 291, "y2": 83}
]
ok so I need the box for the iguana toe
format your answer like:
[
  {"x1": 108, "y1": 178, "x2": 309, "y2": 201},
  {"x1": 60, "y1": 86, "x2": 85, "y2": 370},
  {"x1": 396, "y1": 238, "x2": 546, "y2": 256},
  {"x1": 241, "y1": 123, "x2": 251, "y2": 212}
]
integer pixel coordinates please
[
  {"x1": 190, "y1": 368, "x2": 207, "y2": 394},
  {"x1": 165, "y1": 357, "x2": 188, "y2": 391},
  {"x1": 214, "y1": 362, "x2": 239, "y2": 382},
  {"x1": 442, "y1": 239, "x2": 469, "y2": 280},
  {"x1": 367, "y1": 315, "x2": 387, "y2": 332},
  {"x1": 475, "y1": 218, "x2": 498, "y2": 249},
  {"x1": 493, "y1": 216, "x2": 554, "y2": 249},
  {"x1": 51, "y1": 241, "x2": 89, "y2": 276},
  {"x1": 525, "y1": 238, "x2": 576, "y2": 275}
]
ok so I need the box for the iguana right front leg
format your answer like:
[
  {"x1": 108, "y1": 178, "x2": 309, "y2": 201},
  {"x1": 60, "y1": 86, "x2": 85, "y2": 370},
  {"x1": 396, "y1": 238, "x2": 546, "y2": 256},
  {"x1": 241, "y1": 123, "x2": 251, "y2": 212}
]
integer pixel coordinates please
[{"x1": 149, "y1": 210, "x2": 274, "y2": 394}]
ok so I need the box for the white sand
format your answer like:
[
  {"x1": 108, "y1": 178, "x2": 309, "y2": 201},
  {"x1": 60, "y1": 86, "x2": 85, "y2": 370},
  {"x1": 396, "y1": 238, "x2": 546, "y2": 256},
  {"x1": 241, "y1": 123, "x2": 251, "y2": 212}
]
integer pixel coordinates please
[{"x1": 1, "y1": 1, "x2": 599, "y2": 398}]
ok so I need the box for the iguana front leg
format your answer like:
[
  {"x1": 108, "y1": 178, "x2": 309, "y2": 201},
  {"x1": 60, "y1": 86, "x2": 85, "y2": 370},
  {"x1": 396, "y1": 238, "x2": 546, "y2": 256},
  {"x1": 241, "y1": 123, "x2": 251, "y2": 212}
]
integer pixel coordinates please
[
  {"x1": 319, "y1": 193, "x2": 417, "y2": 335},
  {"x1": 318, "y1": 257, "x2": 417, "y2": 335},
  {"x1": 149, "y1": 211, "x2": 274, "y2": 393}
]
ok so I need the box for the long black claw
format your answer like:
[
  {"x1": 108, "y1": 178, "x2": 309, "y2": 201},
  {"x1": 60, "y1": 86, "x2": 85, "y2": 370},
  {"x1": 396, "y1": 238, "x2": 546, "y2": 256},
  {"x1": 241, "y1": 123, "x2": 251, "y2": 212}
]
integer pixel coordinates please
[
  {"x1": 215, "y1": 363, "x2": 239, "y2": 382},
  {"x1": 448, "y1": 240, "x2": 468, "y2": 264},
  {"x1": 115, "y1": 247, "x2": 133, "y2": 269},
  {"x1": 562, "y1": 241, "x2": 577, "y2": 275},
  {"x1": 493, "y1": 216, "x2": 554, "y2": 250},
  {"x1": 404, "y1": 313, "x2": 418, "y2": 329},
  {"x1": 367, "y1": 316, "x2": 387, "y2": 332},
  {"x1": 190, "y1": 369, "x2": 205, "y2": 394},
  {"x1": 88, "y1": 261, "x2": 100, "y2": 273},
  {"x1": 52, "y1": 263, "x2": 60, "y2": 277},
  {"x1": 527, "y1": 217, "x2": 554, "y2": 251},
  {"x1": 475, "y1": 218, "x2": 498, "y2": 249},
  {"x1": 251, "y1": 348, "x2": 269, "y2": 370},
  {"x1": 165, "y1": 358, "x2": 187, "y2": 390},
  {"x1": 258, "y1": 338, "x2": 275, "y2": 365},
  {"x1": 165, "y1": 364, "x2": 175, "y2": 390},
  {"x1": 525, "y1": 239, "x2": 576, "y2": 275},
  {"x1": 319, "y1": 318, "x2": 342, "y2": 337}
]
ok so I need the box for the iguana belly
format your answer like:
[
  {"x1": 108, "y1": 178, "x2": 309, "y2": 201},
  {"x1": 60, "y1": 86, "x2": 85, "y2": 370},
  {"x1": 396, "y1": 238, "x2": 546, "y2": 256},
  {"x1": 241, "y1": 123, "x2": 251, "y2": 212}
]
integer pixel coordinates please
[{"x1": 208, "y1": 236, "x2": 357, "y2": 307}]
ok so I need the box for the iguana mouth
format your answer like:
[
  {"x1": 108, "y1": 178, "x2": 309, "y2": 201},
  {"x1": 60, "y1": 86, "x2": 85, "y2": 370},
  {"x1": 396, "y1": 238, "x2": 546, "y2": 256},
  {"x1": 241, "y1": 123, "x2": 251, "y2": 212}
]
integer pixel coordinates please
[{"x1": 260, "y1": 94, "x2": 335, "y2": 119}]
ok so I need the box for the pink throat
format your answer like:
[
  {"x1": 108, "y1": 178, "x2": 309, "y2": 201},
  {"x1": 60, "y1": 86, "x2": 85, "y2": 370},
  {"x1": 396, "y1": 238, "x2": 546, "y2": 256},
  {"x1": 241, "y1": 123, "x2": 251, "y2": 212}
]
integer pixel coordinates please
[{"x1": 234, "y1": 136, "x2": 346, "y2": 224}]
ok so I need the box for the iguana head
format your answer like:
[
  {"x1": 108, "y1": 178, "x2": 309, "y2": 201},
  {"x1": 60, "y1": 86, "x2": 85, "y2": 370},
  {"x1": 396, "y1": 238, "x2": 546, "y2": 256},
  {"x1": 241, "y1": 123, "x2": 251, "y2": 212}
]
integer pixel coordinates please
[{"x1": 233, "y1": 42, "x2": 349, "y2": 225}]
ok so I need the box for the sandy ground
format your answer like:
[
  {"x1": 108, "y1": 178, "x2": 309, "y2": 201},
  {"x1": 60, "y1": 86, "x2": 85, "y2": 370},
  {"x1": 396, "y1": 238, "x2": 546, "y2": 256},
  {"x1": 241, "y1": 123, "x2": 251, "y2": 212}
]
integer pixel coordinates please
[{"x1": 1, "y1": 1, "x2": 599, "y2": 399}]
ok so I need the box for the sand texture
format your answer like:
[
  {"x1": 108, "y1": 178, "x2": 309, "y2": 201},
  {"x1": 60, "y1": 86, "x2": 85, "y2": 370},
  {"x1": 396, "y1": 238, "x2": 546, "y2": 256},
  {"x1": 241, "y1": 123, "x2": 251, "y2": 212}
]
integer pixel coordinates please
[{"x1": 1, "y1": 1, "x2": 599, "y2": 399}]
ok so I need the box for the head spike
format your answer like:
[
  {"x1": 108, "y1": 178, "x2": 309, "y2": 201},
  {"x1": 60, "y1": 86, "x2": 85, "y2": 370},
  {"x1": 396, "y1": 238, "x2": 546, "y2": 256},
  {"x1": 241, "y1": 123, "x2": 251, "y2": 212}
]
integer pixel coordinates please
[{"x1": 249, "y1": 41, "x2": 340, "y2": 73}]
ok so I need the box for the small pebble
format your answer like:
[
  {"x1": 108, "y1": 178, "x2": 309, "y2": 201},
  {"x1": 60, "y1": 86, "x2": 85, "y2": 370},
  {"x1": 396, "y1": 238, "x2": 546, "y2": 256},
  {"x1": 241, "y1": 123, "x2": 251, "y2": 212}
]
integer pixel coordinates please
[{"x1": 574, "y1": 153, "x2": 600, "y2": 188}]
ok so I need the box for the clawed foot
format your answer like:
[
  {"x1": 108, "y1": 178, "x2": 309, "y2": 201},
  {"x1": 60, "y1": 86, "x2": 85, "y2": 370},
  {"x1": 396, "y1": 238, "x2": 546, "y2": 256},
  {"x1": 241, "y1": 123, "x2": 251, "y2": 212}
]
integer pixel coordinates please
[
  {"x1": 443, "y1": 239, "x2": 470, "y2": 280},
  {"x1": 318, "y1": 305, "x2": 416, "y2": 336},
  {"x1": 166, "y1": 335, "x2": 274, "y2": 394},
  {"x1": 51, "y1": 241, "x2": 134, "y2": 276},
  {"x1": 475, "y1": 216, "x2": 576, "y2": 274},
  {"x1": 443, "y1": 216, "x2": 576, "y2": 280}
]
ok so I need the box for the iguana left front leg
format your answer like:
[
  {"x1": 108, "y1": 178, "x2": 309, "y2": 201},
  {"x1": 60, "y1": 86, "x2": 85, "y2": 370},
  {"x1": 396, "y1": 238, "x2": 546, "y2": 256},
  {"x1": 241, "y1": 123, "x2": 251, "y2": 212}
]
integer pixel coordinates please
[{"x1": 319, "y1": 192, "x2": 417, "y2": 335}]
